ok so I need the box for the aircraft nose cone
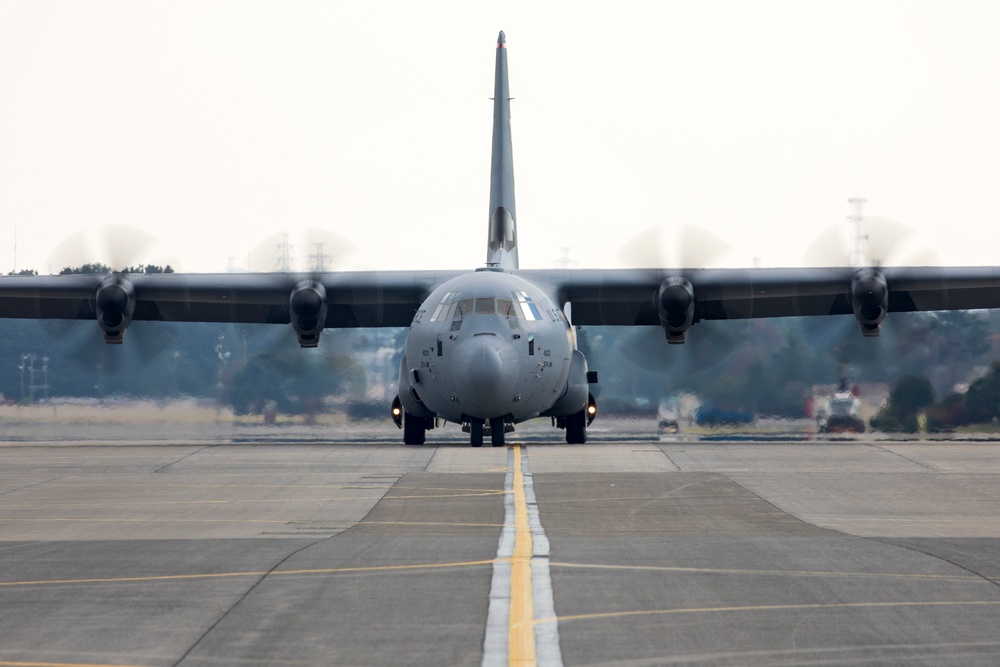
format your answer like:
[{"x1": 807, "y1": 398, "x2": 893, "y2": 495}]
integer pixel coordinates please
[{"x1": 451, "y1": 335, "x2": 518, "y2": 417}]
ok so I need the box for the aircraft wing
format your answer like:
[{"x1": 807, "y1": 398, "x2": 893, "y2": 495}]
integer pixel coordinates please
[
  {"x1": 0, "y1": 271, "x2": 462, "y2": 328},
  {"x1": 3, "y1": 266, "x2": 1000, "y2": 337},
  {"x1": 517, "y1": 266, "x2": 1000, "y2": 334}
]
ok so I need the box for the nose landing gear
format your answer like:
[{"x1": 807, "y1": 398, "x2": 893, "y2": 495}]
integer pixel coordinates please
[
  {"x1": 490, "y1": 417, "x2": 505, "y2": 447},
  {"x1": 464, "y1": 416, "x2": 511, "y2": 447},
  {"x1": 470, "y1": 418, "x2": 484, "y2": 447}
]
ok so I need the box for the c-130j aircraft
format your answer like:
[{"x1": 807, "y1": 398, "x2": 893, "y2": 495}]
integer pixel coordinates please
[{"x1": 4, "y1": 31, "x2": 1000, "y2": 447}]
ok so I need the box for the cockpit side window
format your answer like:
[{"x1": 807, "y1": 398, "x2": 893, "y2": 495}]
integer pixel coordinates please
[
  {"x1": 511, "y1": 290, "x2": 542, "y2": 321},
  {"x1": 429, "y1": 291, "x2": 461, "y2": 322}
]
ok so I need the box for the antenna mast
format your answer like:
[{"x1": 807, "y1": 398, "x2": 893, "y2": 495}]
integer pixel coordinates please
[
  {"x1": 309, "y1": 242, "x2": 331, "y2": 272},
  {"x1": 274, "y1": 233, "x2": 293, "y2": 272}
]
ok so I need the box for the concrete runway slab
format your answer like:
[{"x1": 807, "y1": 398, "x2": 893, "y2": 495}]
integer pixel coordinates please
[{"x1": 0, "y1": 435, "x2": 999, "y2": 666}]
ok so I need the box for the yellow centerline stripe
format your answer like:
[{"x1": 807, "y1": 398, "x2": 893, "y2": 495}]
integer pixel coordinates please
[
  {"x1": 365, "y1": 520, "x2": 504, "y2": 527},
  {"x1": 0, "y1": 559, "x2": 500, "y2": 587},
  {"x1": 509, "y1": 445, "x2": 536, "y2": 666},
  {"x1": 384, "y1": 491, "x2": 509, "y2": 499},
  {"x1": 1, "y1": 517, "x2": 505, "y2": 527},
  {"x1": 0, "y1": 662, "x2": 152, "y2": 667},
  {"x1": 0, "y1": 490, "x2": 505, "y2": 510},
  {"x1": 550, "y1": 561, "x2": 983, "y2": 581},
  {"x1": 47, "y1": 483, "x2": 395, "y2": 490},
  {"x1": 538, "y1": 600, "x2": 1000, "y2": 625},
  {"x1": 393, "y1": 487, "x2": 514, "y2": 493},
  {"x1": 0, "y1": 517, "x2": 309, "y2": 524}
]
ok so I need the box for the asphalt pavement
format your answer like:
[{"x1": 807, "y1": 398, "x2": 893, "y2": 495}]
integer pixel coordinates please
[{"x1": 1, "y1": 426, "x2": 999, "y2": 666}]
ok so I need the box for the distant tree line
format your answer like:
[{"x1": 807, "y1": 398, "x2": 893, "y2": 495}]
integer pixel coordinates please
[
  {"x1": 871, "y1": 361, "x2": 1000, "y2": 432},
  {"x1": 8, "y1": 264, "x2": 175, "y2": 276},
  {"x1": 0, "y1": 265, "x2": 377, "y2": 414},
  {"x1": 58, "y1": 264, "x2": 175, "y2": 275},
  {"x1": 580, "y1": 309, "x2": 999, "y2": 419},
  {"x1": 0, "y1": 317, "x2": 375, "y2": 414}
]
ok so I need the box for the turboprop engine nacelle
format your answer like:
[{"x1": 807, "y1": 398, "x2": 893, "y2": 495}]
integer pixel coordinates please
[
  {"x1": 851, "y1": 269, "x2": 888, "y2": 337},
  {"x1": 290, "y1": 280, "x2": 327, "y2": 348},
  {"x1": 656, "y1": 277, "x2": 695, "y2": 344},
  {"x1": 95, "y1": 275, "x2": 135, "y2": 344}
]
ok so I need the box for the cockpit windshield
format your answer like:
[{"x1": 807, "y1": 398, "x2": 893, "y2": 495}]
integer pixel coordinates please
[{"x1": 428, "y1": 292, "x2": 523, "y2": 322}]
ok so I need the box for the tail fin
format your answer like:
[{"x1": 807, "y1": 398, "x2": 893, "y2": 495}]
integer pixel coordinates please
[{"x1": 487, "y1": 31, "x2": 518, "y2": 270}]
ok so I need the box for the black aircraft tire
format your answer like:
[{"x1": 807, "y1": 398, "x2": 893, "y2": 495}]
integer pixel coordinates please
[
  {"x1": 403, "y1": 412, "x2": 426, "y2": 446},
  {"x1": 566, "y1": 410, "x2": 587, "y2": 444},
  {"x1": 490, "y1": 417, "x2": 505, "y2": 447},
  {"x1": 470, "y1": 419, "x2": 484, "y2": 447}
]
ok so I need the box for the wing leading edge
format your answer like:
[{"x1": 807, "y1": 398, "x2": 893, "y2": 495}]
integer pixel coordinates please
[
  {"x1": 3, "y1": 266, "x2": 1000, "y2": 338},
  {"x1": 517, "y1": 266, "x2": 1000, "y2": 338},
  {"x1": 0, "y1": 271, "x2": 461, "y2": 328}
]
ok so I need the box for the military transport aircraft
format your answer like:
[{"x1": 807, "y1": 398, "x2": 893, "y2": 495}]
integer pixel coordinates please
[{"x1": 2, "y1": 32, "x2": 1000, "y2": 447}]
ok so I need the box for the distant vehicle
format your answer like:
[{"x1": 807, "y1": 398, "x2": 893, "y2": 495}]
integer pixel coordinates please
[
  {"x1": 658, "y1": 396, "x2": 695, "y2": 434},
  {"x1": 696, "y1": 404, "x2": 755, "y2": 427},
  {"x1": 658, "y1": 418, "x2": 679, "y2": 434},
  {"x1": 818, "y1": 387, "x2": 866, "y2": 434}
]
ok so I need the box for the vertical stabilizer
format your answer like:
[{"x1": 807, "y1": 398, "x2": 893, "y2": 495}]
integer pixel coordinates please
[{"x1": 487, "y1": 31, "x2": 518, "y2": 270}]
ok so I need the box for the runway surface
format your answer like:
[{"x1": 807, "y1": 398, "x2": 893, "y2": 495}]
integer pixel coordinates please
[{"x1": 1, "y1": 425, "x2": 1000, "y2": 666}]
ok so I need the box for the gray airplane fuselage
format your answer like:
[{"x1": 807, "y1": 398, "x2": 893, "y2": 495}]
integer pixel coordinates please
[{"x1": 397, "y1": 270, "x2": 588, "y2": 425}]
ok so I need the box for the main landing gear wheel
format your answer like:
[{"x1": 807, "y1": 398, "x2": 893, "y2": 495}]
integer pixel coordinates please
[
  {"x1": 566, "y1": 409, "x2": 587, "y2": 444},
  {"x1": 490, "y1": 417, "x2": 505, "y2": 447},
  {"x1": 403, "y1": 412, "x2": 426, "y2": 446},
  {"x1": 470, "y1": 418, "x2": 484, "y2": 447}
]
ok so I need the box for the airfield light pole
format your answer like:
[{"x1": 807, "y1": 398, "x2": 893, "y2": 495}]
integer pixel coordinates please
[
  {"x1": 40, "y1": 356, "x2": 49, "y2": 403},
  {"x1": 27, "y1": 353, "x2": 34, "y2": 403},
  {"x1": 18, "y1": 354, "x2": 26, "y2": 403},
  {"x1": 847, "y1": 197, "x2": 868, "y2": 267},
  {"x1": 16, "y1": 351, "x2": 52, "y2": 406}
]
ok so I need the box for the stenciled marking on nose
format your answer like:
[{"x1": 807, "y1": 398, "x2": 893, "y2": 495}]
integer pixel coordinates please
[{"x1": 451, "y1": 335, "x2": 519, "y2": 414}]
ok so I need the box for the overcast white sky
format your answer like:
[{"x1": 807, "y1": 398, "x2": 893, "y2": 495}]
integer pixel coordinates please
[{"x1": 1, "y1": 1, "x2": 998, "y2": 274}]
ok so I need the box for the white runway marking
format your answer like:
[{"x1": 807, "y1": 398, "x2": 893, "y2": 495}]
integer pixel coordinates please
[
  {"x1": 482, "y1": 445, "x2": 563, "y2": 667},
  {"x1": 482, "y1": 448, "x2": 515, "y2": 666},
  {"x1": 522, "y1": 446, "x2": 563, "y2": 666}
]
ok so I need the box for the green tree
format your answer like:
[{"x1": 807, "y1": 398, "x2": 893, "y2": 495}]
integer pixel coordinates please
[
  {"x1": 57, "y1": 263, "x2": 175, "y2": 275},
  {"x1": 870, "y1": 375, "x2": 935, "y2": 432},
  {"x1": 122, "y1": 264, "x2": 175, "y2": 274},
  {"x1": 221, "y1": 342, "x2": 365, "y2": 418},
  {"x1": 59, "y1": 263, "x2": 112, "y2": 275},
  {"x1": 960, "y1": 360, "x2": 1000, "y2": 424}
]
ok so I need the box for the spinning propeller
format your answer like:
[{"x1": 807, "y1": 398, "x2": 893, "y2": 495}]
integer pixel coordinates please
[
  {"x1": 613, "y1": 224, "x2": 750, "y2": 375},
  {"x1": 244, "y1": 228, "x2": 361, "y2": 349},
  {"x1": 41, "y1": 225, "x2": 181, "y2": 373}
]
